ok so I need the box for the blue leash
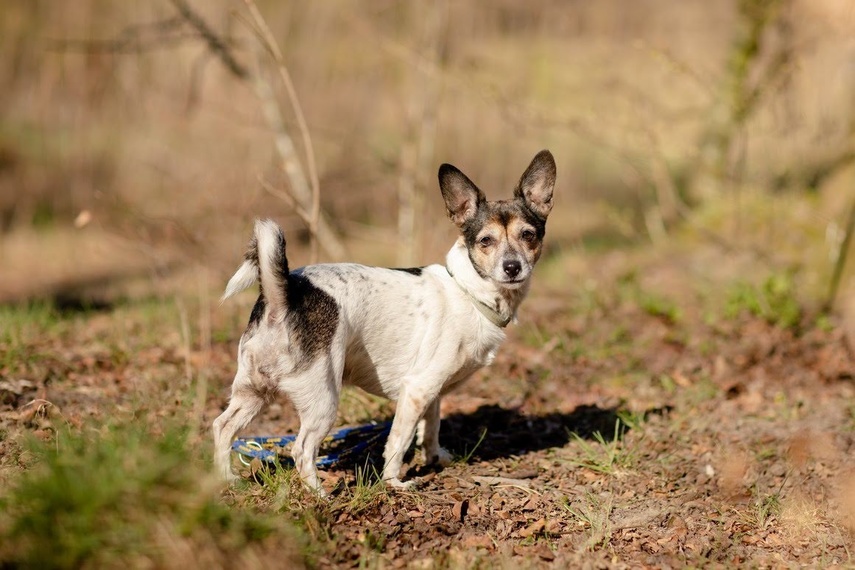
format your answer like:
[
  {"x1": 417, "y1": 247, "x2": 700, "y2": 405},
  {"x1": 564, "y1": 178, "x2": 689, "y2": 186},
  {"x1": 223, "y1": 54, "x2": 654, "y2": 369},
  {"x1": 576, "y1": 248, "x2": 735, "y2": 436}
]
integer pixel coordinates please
[{"x1": 232, "y1": 421, "x2": 391, "y2": 468}]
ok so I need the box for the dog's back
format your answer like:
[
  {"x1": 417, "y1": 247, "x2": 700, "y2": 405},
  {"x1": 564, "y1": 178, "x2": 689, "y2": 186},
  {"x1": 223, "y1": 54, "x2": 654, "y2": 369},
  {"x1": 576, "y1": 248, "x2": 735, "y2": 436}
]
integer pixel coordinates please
[{"x1": 227, "y1": 233, "x2": 505, "y2": 401}]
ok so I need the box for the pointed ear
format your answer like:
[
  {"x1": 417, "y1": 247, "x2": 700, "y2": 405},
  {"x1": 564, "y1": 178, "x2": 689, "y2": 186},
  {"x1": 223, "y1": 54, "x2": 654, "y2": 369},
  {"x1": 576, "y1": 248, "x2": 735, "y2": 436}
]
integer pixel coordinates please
[
  {"x1": 514, "y1": 150, "x2": 556, "y2": 220},
  {"x1": 439, "y1": 163, "x2": 485, "y2": 228}
]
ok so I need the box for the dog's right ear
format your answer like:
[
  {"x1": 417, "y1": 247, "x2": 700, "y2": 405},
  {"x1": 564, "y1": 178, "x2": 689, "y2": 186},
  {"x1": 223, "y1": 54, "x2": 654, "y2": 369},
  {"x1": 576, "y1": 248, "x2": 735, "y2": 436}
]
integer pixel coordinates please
[{"x1": 439, "y1": 164, "x2": 485, "y2": 228}]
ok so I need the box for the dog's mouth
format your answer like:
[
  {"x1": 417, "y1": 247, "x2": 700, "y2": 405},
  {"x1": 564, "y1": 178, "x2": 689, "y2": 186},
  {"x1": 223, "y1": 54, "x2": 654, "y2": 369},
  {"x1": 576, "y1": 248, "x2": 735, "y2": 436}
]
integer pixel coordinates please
[{"x1": 496, "y1": 277, "x2": 527, "y2": 288}]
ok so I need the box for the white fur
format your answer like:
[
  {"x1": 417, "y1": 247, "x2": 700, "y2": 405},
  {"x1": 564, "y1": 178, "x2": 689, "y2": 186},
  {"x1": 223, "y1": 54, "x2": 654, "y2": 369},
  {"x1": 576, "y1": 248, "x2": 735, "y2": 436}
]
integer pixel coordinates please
[{"x1": 221, "y1": 260, "x2": 256, "y2": 302}]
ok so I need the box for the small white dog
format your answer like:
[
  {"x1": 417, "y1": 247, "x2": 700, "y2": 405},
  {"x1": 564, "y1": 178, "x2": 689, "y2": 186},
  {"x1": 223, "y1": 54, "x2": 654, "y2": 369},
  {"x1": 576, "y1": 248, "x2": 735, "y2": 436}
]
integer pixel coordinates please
[{"x1": 213, "y1": 150, "x2": 556, "y2": 493}]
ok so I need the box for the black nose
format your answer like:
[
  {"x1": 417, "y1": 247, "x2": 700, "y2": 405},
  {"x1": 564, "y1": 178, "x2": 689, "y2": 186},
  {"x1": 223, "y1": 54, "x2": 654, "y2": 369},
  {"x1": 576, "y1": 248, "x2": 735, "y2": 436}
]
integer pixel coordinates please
[{"x1": 503, "y1": 260, "x2": 522, "y2": 278}]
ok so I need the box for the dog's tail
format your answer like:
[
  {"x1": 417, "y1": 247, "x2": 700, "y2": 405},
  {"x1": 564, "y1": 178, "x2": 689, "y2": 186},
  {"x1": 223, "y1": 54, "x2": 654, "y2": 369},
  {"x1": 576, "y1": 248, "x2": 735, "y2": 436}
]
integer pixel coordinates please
[{"x1": 222, "y1": 219, "x2": 289, "y2": 314}]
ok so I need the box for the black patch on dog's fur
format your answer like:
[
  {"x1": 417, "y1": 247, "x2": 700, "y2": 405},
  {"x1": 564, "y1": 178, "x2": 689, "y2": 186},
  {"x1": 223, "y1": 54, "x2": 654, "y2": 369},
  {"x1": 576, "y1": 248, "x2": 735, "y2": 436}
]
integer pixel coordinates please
[
  {"x1": 245, "y1": 233, "x2": 259, "y2": 267},
  {"x1": 285, "y1": 274, "x2": 339, "y2": 365},
  {"x1": 390, "y1": 267, "x2": 423, "y2": 276},
  {"x1": 247, "y1": 294, "x2": 266, "y2": 330},
  {"x1": 270, "y1": 225, "x2": 290, "y2": 298}
]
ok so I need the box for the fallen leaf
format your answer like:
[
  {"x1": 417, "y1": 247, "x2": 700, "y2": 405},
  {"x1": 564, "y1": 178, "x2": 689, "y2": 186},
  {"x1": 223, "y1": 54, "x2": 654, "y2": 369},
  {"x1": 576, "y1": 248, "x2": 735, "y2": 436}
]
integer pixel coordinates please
[
  {"x1": 534, "y1": 543, "x2": 555, "y2": 562},
  {"x1": 518, "y1": 518, "x2": 546, "y2": 538},
  {"x1": 672, "y1": 370, "x2": 692, "y2": 387},
  {"x1": 249, "y1": 458, "x2": 263, "y2": 478},
  {"x1": 460, "y1": 534, "x2": 493, "y2": 549},
  {"x1": 512, "y1": 544, "x2": 555, "y2": 561}
]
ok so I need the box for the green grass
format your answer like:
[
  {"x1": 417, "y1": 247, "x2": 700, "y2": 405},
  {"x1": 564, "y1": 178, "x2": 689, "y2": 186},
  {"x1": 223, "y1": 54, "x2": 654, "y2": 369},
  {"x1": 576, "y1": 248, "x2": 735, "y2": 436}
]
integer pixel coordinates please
[
  {"x1": 565, "y1": 420, "x2": 636, "y2": 476},
  {"x1": 0, "y1": 301, "x2": 64, "y2": 369},
  {"x1": 343, "y1": 463, "x2": 391, "y2": 515},
  {"x1": 563, "y1": 492, "x2": 614, "y2": 550},
  {"x1": 638, "y1": 292, "x2": 681, "y2": 323},
  {"x1": 738, "y1": 480, "x2": 786, "y2": 532},
  {"x1": 459, "y1": 426, "x2": 488, "y2": 465},
  {"x1": 616, "y1": 271, "x2": 682, "y2": 323},
  {"x1": 725, "y1": 272, "x2": 802, "y2": 329},
  {"x1": 0, "y1": 421, "x2": 305, "y2": 568}
]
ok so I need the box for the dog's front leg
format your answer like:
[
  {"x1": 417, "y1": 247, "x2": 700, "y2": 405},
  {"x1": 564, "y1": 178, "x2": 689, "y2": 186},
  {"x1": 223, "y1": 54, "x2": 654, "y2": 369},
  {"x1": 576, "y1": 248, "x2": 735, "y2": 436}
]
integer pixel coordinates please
[
  {"x1": 383, "y1": 389, "x2": 433, "y2": 489},
  {"x1": 417, "y1": 398, "x2": 453, "y2": 467}
]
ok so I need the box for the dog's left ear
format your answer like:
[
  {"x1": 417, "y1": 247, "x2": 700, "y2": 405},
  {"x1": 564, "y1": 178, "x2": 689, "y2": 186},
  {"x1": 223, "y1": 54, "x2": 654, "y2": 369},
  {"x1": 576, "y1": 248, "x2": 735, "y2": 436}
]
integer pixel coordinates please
[{"x1": 514, "y1": 150, "x2": 556, "y2": 220}]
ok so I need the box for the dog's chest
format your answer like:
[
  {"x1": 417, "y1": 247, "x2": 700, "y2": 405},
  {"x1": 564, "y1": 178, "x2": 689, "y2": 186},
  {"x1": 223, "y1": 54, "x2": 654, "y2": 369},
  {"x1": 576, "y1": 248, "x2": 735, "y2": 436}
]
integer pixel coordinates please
[{"x1": 340, "y1": 316, "x2": 505, "y2": 400}]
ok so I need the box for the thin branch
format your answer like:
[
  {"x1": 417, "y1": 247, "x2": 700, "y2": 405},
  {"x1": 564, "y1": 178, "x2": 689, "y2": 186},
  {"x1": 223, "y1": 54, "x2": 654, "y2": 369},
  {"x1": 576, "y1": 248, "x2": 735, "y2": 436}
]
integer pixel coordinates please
[
  {"x1": 169, "y1": 0, "x2": 249, "y2": 79},
  {"x1": 257, "y1": 175, "x2": 311, "y2": 225},
  {"x1": 46, "y1": 17, "x2": 194, "y2": 54},
  {"x1": 241, "y1": 0, "x2": 322, "y2": 263},
  {"x1": 826, "y1": 196, "x2": 855, "y2": 312},
  {"x1": 185, "y1": 50, "x2": 213, "y2": 114},
  {"x1": 165, "y1": 0, "x2": 345, "y2": 260}
]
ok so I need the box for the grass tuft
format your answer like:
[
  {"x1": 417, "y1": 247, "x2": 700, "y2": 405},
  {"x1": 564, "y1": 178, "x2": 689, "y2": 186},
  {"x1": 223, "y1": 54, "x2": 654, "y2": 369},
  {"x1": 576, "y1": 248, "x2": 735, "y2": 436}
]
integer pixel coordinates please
[
  {"x1": 725, "y1": 272, "x2": 802, "y2": 329},
  {"x1": 0, "y1": 421, "x2": 305, "y2": 568},
  {"x1": 0, "y1": 301, "x2": 63, "y2": 369},
  {"x1": 563, "y1": 492, "x2": 614, "y2": 550},
  {"x1": 565, "y1": 419, "x2": 636, "y2": 476}
]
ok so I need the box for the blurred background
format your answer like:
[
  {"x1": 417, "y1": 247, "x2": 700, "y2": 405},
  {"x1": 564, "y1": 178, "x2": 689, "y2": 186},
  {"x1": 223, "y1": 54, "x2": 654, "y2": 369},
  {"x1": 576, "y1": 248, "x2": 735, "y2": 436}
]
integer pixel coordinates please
[{"x1": 1, "y1": 0, "x2": 854, "y2": 323}]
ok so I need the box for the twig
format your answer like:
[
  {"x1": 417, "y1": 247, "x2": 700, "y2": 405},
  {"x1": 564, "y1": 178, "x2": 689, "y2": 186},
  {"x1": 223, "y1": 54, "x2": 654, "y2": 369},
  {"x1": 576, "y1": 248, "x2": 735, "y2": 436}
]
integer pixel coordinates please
[
  {"x1": 169, "y1": 0, "x2": 248, "y2": 78},
  {"x1": 471, "y1": 475, "x2": 532, "y2": 488},
  {"x1": 46, "y1": 17, "x2": 192, "y2": 54},
  {"x1": 826, "y1": 195, "x2": 855, "y2": 312},
  {"x1": 257, "y1": 175, "x2": 311, "y2": 225}
]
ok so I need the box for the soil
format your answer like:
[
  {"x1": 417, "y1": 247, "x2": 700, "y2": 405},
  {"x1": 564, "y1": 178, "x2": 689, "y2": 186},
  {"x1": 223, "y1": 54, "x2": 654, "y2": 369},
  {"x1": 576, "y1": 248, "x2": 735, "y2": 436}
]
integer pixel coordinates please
[{"x1": 2, "y1": 246, "x2": 854, "y2": 568}]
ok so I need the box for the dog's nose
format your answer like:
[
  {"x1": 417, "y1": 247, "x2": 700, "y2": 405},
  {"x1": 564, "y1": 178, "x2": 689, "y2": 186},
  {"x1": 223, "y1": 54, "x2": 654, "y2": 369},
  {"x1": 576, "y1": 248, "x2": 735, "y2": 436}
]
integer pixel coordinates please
[{"x1": 503, "y1": 260, "x2": 522, "y2": 278}]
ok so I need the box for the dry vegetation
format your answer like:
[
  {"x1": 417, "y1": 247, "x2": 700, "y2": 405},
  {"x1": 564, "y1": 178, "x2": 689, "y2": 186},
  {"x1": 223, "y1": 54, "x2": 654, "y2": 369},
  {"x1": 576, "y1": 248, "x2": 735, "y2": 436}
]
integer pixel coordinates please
[{"x1": 1, "y1": 0, "x2": 855, "y2": 568}]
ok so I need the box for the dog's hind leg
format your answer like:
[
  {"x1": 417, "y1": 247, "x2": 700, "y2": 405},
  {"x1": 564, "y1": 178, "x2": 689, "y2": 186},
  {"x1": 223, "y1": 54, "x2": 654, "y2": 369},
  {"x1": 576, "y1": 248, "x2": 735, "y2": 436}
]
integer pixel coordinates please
[
  {"x1": 288, "y1": 361, "x2": 341, "y2": 496},
  {"x1": 213, "y1": 373, "x2": 266, "y2": 482},
  {"x1": 417, "y1": 398, "x2": 453, "y2": 467}
]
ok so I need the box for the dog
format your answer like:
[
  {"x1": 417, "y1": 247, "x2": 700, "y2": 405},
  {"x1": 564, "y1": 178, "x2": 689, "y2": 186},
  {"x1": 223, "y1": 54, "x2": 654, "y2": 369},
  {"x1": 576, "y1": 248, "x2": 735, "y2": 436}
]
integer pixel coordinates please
[{"x1": 213, "y1": 149, "x2": 556, "y2": 494}]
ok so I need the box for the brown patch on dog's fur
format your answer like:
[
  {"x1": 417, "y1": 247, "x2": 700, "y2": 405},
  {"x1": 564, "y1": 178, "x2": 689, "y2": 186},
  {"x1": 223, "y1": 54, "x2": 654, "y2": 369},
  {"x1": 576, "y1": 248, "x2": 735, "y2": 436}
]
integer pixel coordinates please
[{"x1": 506, "y1": 216, "x2": 543, "y2": 261}]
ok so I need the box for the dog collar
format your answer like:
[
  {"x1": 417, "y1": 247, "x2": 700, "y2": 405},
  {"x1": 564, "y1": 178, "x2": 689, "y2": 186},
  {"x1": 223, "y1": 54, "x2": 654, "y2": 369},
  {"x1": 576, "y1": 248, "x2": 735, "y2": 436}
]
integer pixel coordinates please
[{"x1": 445, "y1": 267, "x2": 512, "y2": 328}]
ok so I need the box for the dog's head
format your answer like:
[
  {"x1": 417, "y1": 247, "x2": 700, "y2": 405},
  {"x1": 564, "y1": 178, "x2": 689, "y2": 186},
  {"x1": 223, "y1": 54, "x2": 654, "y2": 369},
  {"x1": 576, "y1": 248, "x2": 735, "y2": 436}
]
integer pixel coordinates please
[{"x1": 439, "y1": 150, "x2": 556, "y2": 289}]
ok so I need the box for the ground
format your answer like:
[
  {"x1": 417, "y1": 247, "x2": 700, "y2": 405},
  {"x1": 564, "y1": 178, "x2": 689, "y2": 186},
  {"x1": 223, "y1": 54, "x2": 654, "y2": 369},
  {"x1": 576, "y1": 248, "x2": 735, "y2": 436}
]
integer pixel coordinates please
[{"x1": 1, "y1": 239, "x2": 854, "y2": 569}]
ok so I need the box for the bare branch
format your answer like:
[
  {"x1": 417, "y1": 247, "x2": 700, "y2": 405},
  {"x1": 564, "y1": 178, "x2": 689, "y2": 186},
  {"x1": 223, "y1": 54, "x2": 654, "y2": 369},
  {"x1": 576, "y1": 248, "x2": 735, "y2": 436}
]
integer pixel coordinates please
[
  {"x1": 162, "y1": 0, "x2": 345, "y2": 260},
  {"x1": 826, "y1": 196, "x2": 855, "y2": 312},
  {"x1": 257, "y1": 175, "x2": 311, "y2": 223},
  {"x1": 241, "y1": 0, "x2": 325, "y2": 262},
  {"x1": 169, "y1": 0, "x2": 249, "y2": 79},
  {"x1": 46, "y1": 17, "x2": 193, "y2": 54}
]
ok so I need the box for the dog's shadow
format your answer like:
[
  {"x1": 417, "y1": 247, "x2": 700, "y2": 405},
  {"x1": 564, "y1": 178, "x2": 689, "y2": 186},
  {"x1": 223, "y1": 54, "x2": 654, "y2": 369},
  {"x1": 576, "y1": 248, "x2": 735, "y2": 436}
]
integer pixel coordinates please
[
  {"x1": 332, "y1": 403, "x2": 633, "y2": 480},
  {"x1": 440, "y1": 403, "x2": 624, "y2": 463}
]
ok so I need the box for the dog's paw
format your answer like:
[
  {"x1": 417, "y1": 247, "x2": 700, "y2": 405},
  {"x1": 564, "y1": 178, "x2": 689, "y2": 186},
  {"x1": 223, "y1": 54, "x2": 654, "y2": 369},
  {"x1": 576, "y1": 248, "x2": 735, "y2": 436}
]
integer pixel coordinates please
[
  {"x1": 425, "y1": 447, "x2": 454, "y2": 467},
  {"x1": 216, "y1": 466, "x2": 239, "y2": 485},
  {"x1": 385, "y1": 478, "x2": 418, "y2": 491}
]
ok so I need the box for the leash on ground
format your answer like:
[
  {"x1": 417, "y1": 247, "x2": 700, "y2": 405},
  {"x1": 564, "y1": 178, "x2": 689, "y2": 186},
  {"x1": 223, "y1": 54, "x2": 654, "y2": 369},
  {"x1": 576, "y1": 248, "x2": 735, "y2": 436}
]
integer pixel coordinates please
[{"x1": 232, "y1": 421, "x2": 392, "y2": 468}]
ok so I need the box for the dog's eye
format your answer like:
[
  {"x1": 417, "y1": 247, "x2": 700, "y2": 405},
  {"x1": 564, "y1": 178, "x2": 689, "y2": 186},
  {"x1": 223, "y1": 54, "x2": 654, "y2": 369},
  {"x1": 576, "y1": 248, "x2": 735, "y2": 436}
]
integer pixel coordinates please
[
  {"x1": 478, "y1": 236, "x2": 494, "y2": 247},
  {"x1": 521, "y1": 230, "x2": 535, "y2": 242}
]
